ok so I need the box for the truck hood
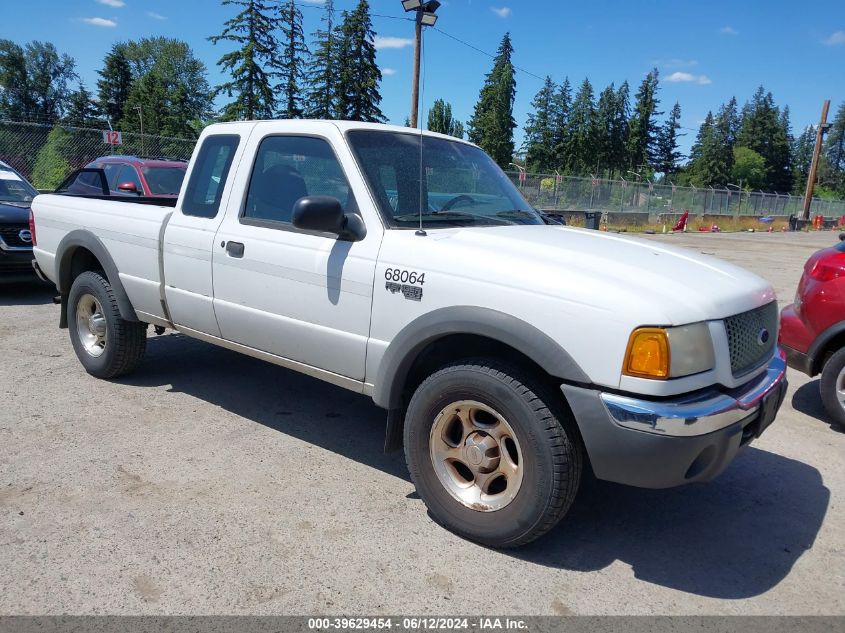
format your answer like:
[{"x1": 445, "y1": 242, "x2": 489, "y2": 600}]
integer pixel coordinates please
[
  {"x1": 0, "y1": 201, "x2": 31, "y2": 224},
  {"x1": 412, "y1": 225, "x2": 775, "y2": 325}
]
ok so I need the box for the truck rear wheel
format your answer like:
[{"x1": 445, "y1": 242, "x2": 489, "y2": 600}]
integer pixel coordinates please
[
  {"x1": 68, "y1": 271, "x2": 147, "y2": 378},
  {"x1": 404, "y1": 360, "x2": 582, "y2": 548},
  {"x1": 819, "y1": 347, "x2": 845, "y2": 429}
]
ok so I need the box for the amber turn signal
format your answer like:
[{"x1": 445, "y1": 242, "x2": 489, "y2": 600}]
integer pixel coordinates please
[{"x1": 623, "y1": 328, "x2": 670, "y2": 379}]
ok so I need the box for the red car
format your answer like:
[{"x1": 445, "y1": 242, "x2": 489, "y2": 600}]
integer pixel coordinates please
[
  {"x1": 780, "y1": 235, "x2": 845, "y2": 428},
  {"x1": 84, "y1": 156, "x2": 188, "y2": 198}
]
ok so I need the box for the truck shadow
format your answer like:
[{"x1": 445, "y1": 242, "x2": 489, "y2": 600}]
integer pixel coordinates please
[
  {"x1": 121, "y1": 333, "x2": 830, "y2": 600},
  {"x1": 791, "y1": 379, "x2": 845, "y2": 433},
  {"x1": 0, "y1": 280, "x2": 54, "y2": 306}
]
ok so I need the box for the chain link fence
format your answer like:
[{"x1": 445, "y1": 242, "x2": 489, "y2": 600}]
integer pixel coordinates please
[
  {"x1": 506, "y1": 171, "x2": 845, "y2": 220},
  {"x1": 0, "y1": 120, "x2": 195, "y2": 189}
]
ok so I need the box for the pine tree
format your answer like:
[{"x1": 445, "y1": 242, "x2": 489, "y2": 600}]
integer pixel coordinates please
[
  {"x1": 608, "y1": 81, "x2": 630, "y2": 177},
  {"x1": 209, "y1": 0, "x2": 280, "y2": 121},
  {"x1": 626, "y1": 68, "x2": 661, "y2": 172},
  {"x1": 822, "y1": 102, "x2": 845, "y2": 195},
  {"x1": 793, "y1": 124, "x2": 816, "y2": 188},
  {"x1": 305, "y1": 0, "x2": 337, "y2": 119},
  {"x1": 688, "y1": 112, "x2": 731, "y2": 186},
  {"x1": 427, "y1": 99, "x2": 463, "y2": 138},
  {"x1": 523, "y1": 76, "x2": 557, "y2": 172},
  {"x1": 593, "y1": 83, "x2": 617, "y2": 176},
  {"x1": 64, "y1": 83, "x2": 100, "y2": 127},
  {"x1": 736, "y1": 86, "x2": 793, "y2": 191},
  {"x1": 277, "y1": 0, "x2": 309, "y2": 119},
  {"x1": 334, "y1": 1, "x2": 384, "y2": 122},
  {"x1": 468, "y1": 33, "x2": 516, "y2": 167},
  {"x1": 97, "y1": 45, "x2": 132, "y2": 127},
  {"x1": 566, "y1": 78, "x2": 596, "y2": 174},
  {"x1": 656, "y1": 102, "x2": 684, "y2": 177},
  {"x1": 551, "y1": 78, "x2": 571, "y2": 171}
]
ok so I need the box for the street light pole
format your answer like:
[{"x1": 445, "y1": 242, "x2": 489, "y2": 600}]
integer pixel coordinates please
[
  {"x1": 409, "y1": 12, "x2": 423, "y2": 128},
  {"x1": 402, "y1": 1, "x2": 440, "y2": 129}
]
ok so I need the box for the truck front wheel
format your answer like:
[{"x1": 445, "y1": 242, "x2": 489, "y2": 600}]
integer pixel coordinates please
[
  {"x1": 404, "y1": 360, "x2": 582, "y2": 548},
  {"x1": 68, "y1": 271, "x2": 147, "y2": 379}
]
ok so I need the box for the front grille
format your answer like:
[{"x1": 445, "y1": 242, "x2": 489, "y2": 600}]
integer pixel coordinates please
[
  {"x1": 0, "y1": 224, "x2": 31, "y2": 248},
  {"x1": 724, "y1": 302, "x2": 778, "y2": 378}
]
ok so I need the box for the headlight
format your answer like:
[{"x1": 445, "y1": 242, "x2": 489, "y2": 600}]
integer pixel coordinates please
[{"x1": 623, "y1": 323, "x2": 715, "y2": 380}]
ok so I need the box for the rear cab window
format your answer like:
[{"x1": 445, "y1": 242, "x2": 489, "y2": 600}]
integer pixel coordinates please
[{"x1": 181, "y1": 135, "x2": 240, "y2": 218}]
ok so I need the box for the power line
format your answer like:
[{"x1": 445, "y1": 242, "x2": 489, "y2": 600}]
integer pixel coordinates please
[{"x1": 430, "y1": 27, "x2": 546, "y2": 83}]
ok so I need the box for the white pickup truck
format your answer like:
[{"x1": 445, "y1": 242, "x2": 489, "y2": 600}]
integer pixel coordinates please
[{"x1": 32, "y1": 120, "x2": 787, "y2": 547}]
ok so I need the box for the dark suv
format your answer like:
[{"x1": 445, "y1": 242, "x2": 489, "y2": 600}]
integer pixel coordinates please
[
  {"x1": 0, "y1": 160, "x2": 39, "y2": 281},
  {"x1": 83, "y1": 155, "x2": 188, "y2": 198}
]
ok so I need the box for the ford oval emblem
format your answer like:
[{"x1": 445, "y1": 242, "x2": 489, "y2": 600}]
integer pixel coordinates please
[
  {"x1": 18, "y1": 229, "x2": 32, "y2": 244},
  {"x1": 758, "y1": 328, "x2": 770, "y2": 345}
]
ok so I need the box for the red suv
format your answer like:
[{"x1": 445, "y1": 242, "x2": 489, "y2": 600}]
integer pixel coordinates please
[
  {"x1": 780, "y1": 235, "x2": 845, "y2": 428},
  {"x1": 85, "y1": 156, "x2": 188, "y2": 198}
]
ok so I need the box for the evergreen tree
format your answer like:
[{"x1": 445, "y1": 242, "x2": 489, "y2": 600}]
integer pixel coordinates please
[
  {"x1": 626, "y1": 68, "x2": 661, "y2": 171},
  {"x1": 822, "y1": 102, "x2": 845, "y2": 195},
  {"x1": 688, "y1": 112, "x2": 731, "y2": 186},
  {"x1": 334, "y1": 1, "x2": 384, "y2": 122},
  {"x1": 608, "y1": 81, "x2": 630, "y2": 177},
  {"x1": 305, "y1": 0, "x2": 337, "y2": 119},
  {"x1": 467, "y1": 33, "x2": 516, "y2": 167},
  {"x1": 566, "y1": 78, "x2": 596, "y2": 174},
  {"x1": 736, "y1": 86, "x2": 793, "y2": 191},
  {"x1": 452, "y1": 120, "x2": 465, "y2": 140},
  {"x1": 97, "y1": 45, "x2": 132, "y2": 127},
  {"x1": 64, "y1": 83, "x2": 100, "y2": 127},
  {"x1": 523, "y1": 76, "x2": 557, "y2": 172},
  {"x1": 277, "y1": 0, "x2": 309, "y2": 119},
  {"x1": 593, "y1": 83, "x2": 617, "y2": 176},
  {"x1": 656, "y1": 102, "x2": 684, "y2": 177},
  {"x1": 551, "y1": 78, "x2": 572, "y2": 171},
  {"x1": 427, "y1": 99, "x2": 463, "y2": 138},
  {"x1": 209, "y1": 0, "x2": 280, "y2": 121},
  {"x1": 793, "y1": 124, "x2": 816, "y2": 188}
]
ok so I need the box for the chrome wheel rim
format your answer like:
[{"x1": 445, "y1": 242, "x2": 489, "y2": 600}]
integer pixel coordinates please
[
  {"x1": 75, "y1": 293, "x2": 107, "y2": 357},
  {"x1": 429, "y1": 400, "x2": 524, "y2": 512}
]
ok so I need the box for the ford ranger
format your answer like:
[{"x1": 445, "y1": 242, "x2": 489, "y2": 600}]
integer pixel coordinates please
[{"x1": 31, "y1": 121, "x2": 787, "y2": 547}]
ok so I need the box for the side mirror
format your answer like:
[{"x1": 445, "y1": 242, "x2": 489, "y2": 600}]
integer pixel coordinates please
[
  {"x1": 117, "y1": 182, "x2": 139, "y2": 194},
  {"x1": 292, "y1": 196, "x2": 366, "y2": 241}
]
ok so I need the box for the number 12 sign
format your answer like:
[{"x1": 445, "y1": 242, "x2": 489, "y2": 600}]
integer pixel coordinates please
[{"x1": 102, "y1": 130, "x2": 122, "y2": 146}]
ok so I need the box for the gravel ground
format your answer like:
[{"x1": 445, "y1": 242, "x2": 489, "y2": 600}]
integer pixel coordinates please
[{"x1": 0, "y1": 230, "x2": 843, "y2": 615}]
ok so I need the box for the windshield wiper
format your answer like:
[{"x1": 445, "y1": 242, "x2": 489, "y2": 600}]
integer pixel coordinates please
[{"x1": 394, "y1": 211, "x2": 513, "y2": 226}]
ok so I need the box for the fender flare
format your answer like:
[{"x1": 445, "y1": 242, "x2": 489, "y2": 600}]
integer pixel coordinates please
[
  {"x1": 807, "y1": 320, "x2": 845, "y2": 375},
  {"x1": 56, "y1": 230, "x2": 139, "y2": 325},
  {"x1": 372, "y1": 306, "x2": 590, "y2": 410}
]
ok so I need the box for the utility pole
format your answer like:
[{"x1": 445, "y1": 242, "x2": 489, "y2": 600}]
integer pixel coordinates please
[
  {"x1": 135, "y1": 105, "x2": 145, "y2": 158},
  {"x1": 402, "y1": 1, "x2": 440, "y2": 129},
  {"x1": 409, "y1": 13, "x2": 423, "y2": 128},
  {"x1": 802, "y1": 100, "x2": 831, "y2": 220}
]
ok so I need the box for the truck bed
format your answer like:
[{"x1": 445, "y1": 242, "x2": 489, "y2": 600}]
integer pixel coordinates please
[{"x1": 33, "y1": 193, "x2": 172, "y2": 321}]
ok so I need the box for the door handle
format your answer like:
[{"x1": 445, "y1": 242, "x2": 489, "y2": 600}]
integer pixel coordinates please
[{"x1": 225, "y1": 241, "x2": 245, "y2": 258}]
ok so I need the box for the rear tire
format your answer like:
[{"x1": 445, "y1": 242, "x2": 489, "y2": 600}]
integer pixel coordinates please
[
  {"x1": 68, "y1": 271, "x2": 147, "y2": 378},
  {"x1": 404, "y1": 359, "x2": 582, "y2": 548},
  {"x1": 819, "y1": 347, "x2": 845, "y2": 429}
]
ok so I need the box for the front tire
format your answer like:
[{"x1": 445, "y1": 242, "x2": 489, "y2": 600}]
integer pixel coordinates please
[
  {"x1": 819, "y1": 347, "x2": 845, "y2": 429},
  {"x1": 404, "y1": 360, "x2": 582, "y2": 548},
  {"x1": 68, "y1": 271, "x2": 147, "y2": 378}
]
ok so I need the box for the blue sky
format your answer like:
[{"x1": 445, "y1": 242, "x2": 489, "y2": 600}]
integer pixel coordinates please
[{"x1": 3, "y1": 0, "x2": 844, "y2": 156}]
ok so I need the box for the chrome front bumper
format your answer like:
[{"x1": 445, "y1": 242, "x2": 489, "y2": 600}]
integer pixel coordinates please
[{"x1": 600, "y1": 349, "x2": 787, "y2": 437}]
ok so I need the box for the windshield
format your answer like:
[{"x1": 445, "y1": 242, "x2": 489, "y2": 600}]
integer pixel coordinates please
[
  {"x1": 142, "y1": 166, "x2": 187, "y2": 196},
  {"x1": 346, "y1": 130, "x2": 542, "y2": 228},
  {"x1": 0, "y1": 167, "x2": 38, "y2": 206}
]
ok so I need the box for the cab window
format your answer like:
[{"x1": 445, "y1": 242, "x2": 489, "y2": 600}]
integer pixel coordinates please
[
  {"x1": 182, "y1": 135, "x2": 240, "y2": 218},
  {"x1": 242, "y1": 136, "x2": 351, "y2": 225}
]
